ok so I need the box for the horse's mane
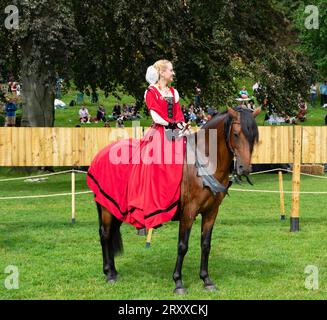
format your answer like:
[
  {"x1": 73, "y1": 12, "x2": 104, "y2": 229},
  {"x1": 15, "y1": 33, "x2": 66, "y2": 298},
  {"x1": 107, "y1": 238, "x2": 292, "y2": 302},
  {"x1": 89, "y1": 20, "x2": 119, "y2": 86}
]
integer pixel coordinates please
[{"x1": 201, "y1": 108, "x2": 259, "y2": 153}]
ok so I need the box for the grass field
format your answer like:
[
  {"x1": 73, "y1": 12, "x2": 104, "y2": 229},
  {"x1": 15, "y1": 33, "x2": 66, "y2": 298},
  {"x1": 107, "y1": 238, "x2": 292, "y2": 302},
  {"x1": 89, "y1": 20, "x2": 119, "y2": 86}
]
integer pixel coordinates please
[{"x1": 0, "y1": 169, "x2": 326, "y2": 300}]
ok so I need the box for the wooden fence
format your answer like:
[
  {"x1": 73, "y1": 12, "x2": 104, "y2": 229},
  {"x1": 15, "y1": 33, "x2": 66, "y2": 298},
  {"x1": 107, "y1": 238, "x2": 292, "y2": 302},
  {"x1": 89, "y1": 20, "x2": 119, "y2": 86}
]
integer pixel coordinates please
[{"x1": 0, "y1": 126, "x2": 326, "y2": 166}]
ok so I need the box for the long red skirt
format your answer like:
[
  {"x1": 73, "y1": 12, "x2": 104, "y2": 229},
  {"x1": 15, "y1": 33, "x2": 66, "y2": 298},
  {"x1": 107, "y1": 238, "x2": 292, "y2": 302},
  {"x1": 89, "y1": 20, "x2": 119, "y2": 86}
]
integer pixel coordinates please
[{"x1": 87, "y1": 125, "x2": 185, "y2": 229}]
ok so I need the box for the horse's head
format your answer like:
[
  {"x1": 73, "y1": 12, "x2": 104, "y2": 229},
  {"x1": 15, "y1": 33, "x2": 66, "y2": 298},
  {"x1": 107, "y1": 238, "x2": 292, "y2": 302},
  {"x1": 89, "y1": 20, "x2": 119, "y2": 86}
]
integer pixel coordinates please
[{"x1": 227, "y1": 107, "x2": 260, "y2": 176}]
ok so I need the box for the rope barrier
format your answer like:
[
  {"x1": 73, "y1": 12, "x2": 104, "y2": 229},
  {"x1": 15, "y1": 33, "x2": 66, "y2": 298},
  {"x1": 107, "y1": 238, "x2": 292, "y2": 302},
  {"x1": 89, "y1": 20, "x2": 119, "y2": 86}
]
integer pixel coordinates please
[
  {"x1": 0, "y1": 169, "x2": 87, "y2": 182},
  {"x1": 0, "y1": 190, "x2": 92, "y2": 200},
  {"x1": 229, "y1": 188, "x2": 327, "y2": 195},
  {"x1": 250, "y1": 168, "x2": 288, "y2": 175}
]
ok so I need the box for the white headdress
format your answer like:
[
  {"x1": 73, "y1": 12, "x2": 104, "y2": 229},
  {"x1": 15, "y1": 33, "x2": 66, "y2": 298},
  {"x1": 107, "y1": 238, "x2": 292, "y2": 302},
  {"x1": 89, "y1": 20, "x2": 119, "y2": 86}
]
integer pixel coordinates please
[{"x1": 145, "y1": 65, "x2": 159, "y2": 85}]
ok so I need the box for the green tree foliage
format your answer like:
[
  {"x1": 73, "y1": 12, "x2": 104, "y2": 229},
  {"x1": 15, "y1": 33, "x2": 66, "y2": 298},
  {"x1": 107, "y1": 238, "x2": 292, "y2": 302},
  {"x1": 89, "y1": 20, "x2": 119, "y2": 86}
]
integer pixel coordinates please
[
  {"x1": 0, "y1": 0, "x2": 316, "y2": 125},
  {"x1": 293, "y1": 0, "x2": 327, "y2": 78}
]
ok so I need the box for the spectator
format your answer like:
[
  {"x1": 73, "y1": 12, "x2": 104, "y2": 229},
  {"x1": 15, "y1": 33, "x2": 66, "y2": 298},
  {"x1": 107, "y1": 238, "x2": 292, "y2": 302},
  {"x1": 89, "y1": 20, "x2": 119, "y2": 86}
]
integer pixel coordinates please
[
  {"x1": 319, "y1": 80, "x2": 327, "y2": 107},
  {"x1": 112, "y1": 104, "x2": 121, "y2": 119},
  {"x1": 296, "y1": 98, "x2": 307, "y2": 122},
  {"x1": 239, "y1": 86, "x2": 249, "y2": 99},
  {"x1": 5, "y1": 97, "x2": 17, "y2": 127},
  {"x1": 96, "y1": 105, "x2": 106, "y2": 122},
  {"x1": 79, "y1": 106, "x2": 91, "y2": 123},
  {"x1": 181, "y1": 105, "x2": 190, "y2": 123},
  {"x1": 54, "y1": 99, "x2": 66, "y2": 109},
  {"x1": 247, "y1": 99, "x2": 256, "y2": 110},
  {"x1": 310, "y1": 82, "x2": 318, "y2": 107},
  {"x1": 9, "y1": 81, "x2": 17, "y2": 95},
  {"x1": 16, "y1": 83, "x2": 21, "y2": 97},
  {"x1": 188, "y1": 104, "x2": 197, "y2": 121},
  {"x1": 207, "y1": 105, "x2": 218, "y2": 117},
  {"x1": 69, "y1": 99, "x2": 76, "y2": 107},
  {"x1": 116, "y1": 115, "x2": 124, "y2": 128}
]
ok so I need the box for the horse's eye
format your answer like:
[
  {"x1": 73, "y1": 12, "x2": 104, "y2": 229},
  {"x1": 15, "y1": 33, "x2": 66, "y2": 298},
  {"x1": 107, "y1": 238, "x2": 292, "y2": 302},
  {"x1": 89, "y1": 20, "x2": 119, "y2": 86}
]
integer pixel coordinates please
[{"x1": 233, "y1": 132, "x2": 239, "y2": 139}]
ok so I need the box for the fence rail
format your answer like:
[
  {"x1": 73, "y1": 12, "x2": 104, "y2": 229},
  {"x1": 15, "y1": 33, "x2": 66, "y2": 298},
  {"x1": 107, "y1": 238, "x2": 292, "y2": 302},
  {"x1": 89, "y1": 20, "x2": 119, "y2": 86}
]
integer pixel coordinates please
[{"x1": 0, "y1": 126, "x2": 326, "y2": 166}]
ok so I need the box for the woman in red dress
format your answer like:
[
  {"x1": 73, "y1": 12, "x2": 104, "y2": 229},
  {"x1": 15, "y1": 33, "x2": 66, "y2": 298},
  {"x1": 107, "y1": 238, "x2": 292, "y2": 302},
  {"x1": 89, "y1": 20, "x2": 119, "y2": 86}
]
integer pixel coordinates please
[{"x1": 87, "y1": 59, "x2": 189, "y2": 229}]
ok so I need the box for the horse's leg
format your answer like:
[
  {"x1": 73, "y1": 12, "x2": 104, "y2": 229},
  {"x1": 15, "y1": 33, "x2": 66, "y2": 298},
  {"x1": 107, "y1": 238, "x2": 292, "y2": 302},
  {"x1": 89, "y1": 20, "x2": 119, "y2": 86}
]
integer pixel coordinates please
[
  {"x1": 173, "y1": 213, "x2": 194, "y2": 295},
  {"x1": 200, "y1": 207, "x2": 219, "y2": 291},
  {"x1": 97, "y1": 203, "x2": 123, "y2": 283}
]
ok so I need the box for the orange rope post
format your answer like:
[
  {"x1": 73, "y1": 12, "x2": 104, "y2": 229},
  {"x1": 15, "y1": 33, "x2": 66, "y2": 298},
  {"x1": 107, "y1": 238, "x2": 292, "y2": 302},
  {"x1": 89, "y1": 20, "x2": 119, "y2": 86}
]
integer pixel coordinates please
[{"x1": 145, "y1": 228, "x2": 153, "y2": 248}]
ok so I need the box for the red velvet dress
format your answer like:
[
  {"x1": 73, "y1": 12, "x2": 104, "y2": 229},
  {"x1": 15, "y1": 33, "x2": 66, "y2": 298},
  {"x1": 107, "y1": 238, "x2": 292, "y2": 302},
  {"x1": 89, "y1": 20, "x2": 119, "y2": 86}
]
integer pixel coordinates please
[{"x1": 87, "y1": 86, "x2": 185, "y2": 229}]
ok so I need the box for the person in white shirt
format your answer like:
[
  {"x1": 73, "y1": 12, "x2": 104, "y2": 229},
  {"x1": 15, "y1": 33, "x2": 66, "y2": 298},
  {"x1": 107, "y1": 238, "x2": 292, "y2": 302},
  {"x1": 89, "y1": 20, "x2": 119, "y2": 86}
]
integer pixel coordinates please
[{"x1": 79, "y1": 106, "x2": 91, "y2": 123}]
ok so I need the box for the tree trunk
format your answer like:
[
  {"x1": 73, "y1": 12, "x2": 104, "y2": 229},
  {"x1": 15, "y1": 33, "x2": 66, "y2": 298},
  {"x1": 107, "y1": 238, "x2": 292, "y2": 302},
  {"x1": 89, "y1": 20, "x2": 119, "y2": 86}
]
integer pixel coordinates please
[{"x1": 20, "y1": 42, "x2": 55, "y2": 127}]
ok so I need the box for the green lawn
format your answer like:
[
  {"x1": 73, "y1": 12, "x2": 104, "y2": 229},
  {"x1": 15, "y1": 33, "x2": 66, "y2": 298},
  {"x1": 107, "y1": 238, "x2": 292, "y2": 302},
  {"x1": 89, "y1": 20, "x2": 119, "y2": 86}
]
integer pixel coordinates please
[{"x1": 0, "y1": 170, "x2": 326, "y2": 300}]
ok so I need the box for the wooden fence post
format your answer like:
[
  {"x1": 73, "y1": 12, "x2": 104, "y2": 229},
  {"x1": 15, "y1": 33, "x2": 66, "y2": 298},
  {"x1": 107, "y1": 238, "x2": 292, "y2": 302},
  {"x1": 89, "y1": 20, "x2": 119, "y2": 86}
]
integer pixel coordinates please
[{"x1": 290, "y1": 126, "x2": 302, "y2": 232}]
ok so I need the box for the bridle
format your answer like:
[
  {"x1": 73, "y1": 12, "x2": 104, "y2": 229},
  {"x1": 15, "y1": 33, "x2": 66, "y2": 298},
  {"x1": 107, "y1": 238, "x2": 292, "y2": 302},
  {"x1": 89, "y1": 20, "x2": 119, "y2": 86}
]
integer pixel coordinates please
[
  {"x1": 227, "y1": 119, "x2": 254, "y2": 185},
  {"x1": 227, "y1": 120, "x2": 241, "y2": 173}
]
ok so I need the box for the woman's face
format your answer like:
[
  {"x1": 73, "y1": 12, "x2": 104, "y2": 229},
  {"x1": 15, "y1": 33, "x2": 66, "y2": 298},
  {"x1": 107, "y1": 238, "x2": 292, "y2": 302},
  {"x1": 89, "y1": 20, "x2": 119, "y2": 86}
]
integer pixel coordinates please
[{"x1": 160, "y1": 62, "x2": 175, "y2": 83}]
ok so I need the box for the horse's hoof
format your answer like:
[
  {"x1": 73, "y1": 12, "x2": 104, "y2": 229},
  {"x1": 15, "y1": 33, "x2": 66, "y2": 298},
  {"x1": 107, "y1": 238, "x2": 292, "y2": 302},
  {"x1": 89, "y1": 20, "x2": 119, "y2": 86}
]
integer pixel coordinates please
[
  {"x1": 174, "y1": 287, "x2": 187, "y2": 295},
  {"x1": 107, "y1": 278, "x2": 117, "y2": 284},
  {"x1": 107, "y1": 274, "x2": 118, "y2": 284},
  {"x1": 204, "y1": 284, "x2": 217, "y2": 292}
]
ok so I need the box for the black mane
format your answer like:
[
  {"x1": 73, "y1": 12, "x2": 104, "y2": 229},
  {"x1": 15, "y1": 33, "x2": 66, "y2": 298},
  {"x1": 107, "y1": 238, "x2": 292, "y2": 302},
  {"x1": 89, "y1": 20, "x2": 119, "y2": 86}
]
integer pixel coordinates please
[{"x1": 202, "y1": 108, "x2": 259, "y2": 152}]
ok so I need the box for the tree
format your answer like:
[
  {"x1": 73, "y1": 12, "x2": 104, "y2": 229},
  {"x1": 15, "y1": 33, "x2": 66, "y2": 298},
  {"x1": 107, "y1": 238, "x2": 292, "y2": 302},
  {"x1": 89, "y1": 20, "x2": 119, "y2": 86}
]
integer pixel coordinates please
[{"x1": 0, "y1": 0, "x2": 80, "y2": 126}]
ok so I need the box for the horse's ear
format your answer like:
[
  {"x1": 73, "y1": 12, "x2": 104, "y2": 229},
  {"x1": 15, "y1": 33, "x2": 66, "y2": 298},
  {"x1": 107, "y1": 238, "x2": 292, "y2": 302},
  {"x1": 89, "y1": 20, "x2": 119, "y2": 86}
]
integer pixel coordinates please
[
  {"x1": 227, "y1": 107, "x2": 238, "y2": 120},
  {"x1": 252, "y1": 107, "x2": 261, "y2": 118}
]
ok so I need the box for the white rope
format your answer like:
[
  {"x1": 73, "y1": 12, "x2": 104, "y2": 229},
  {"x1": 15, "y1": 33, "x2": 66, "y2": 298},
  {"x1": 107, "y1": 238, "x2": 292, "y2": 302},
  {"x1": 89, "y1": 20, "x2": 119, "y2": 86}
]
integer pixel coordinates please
[
  {"x1": 283, "y1": 168, "x2": 327, "y2": 179},
  {"x1": 0, "y1": 169, "x2": 87, "y2": 182},
  {"x1": 249, "y1": 167, "x2": 327, "y2": 179},
  {"x1": 230, "y1": 188, "x2": 327, "y2": 194},
  {"x1": 0, "y1": 190, "x2": 92, "y2": 200},
  {"x1": 250, "y1": 168, "x2": 288, "y2": 175}
]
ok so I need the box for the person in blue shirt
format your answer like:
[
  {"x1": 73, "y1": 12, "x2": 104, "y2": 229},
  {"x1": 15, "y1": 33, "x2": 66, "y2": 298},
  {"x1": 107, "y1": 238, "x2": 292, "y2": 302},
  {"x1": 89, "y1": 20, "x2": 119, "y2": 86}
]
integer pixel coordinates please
[
  {"x1": 239, "y1": 86, "x2": 249, "y2": 99},
  {"x1": 319, "y1": 80, "x2": 327, "y2": 107},
  {"x1": 5, "y1": 98, "x2": 17, "y2": 127}
]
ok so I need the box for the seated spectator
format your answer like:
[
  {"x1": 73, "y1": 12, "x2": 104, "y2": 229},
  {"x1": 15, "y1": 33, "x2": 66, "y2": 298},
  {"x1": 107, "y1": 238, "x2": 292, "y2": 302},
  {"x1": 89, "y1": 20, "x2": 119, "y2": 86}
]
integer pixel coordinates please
[
  {"x1": 79, "y1": 106, "x2": 91, "y2": 123},
  {"x1": 296, "y1": 97, "x2": 307, "y2": 122},
  {"x1": 54, "y1": 99, "x2": 66, "y2": 109},
  {"x1": 239, "y1": 86, "x2": 249, "y2": 99},
  {"x1": 181, "y1": 105, "x2": 190, "y2": 123},
  {"x1": 96, "y1": 105, "x2": 106, "y2": 122},
  {"x1": 112, "y1": 104, "x2": 121, "y2": 119},
  {"x1": 188, "y1": 104, "x2": 197, "y2": 121},
  {"x1": 247, "y1": 99, "x2": 256, "y2": 110},
  {"x1": 69, "y1": 100, "x2": 76, "y2": 107},
  {"x1": 116, "y1": 115, "x2": 125, "y2": 128}
]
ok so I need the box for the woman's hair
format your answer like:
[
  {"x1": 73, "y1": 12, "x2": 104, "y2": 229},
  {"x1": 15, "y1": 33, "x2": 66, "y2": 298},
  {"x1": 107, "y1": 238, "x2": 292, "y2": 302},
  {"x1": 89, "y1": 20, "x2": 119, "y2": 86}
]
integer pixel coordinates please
[{"x1": 153, "y1": 60, "x2": 171, "y2": 77}]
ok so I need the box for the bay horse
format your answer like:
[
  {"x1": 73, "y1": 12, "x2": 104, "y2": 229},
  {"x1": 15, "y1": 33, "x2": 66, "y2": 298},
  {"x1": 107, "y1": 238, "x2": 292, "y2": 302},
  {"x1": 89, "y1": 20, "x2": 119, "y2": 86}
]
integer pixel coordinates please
[{"x1": 96, "y1": 106, "x2": 260, "y2": 294}]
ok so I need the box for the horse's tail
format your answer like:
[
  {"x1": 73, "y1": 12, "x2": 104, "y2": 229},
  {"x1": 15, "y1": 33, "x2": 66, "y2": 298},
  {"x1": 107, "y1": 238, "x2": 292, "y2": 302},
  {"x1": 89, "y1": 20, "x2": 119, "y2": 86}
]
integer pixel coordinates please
[{"x1": 97, "y1": 202, "x2": 123, "y2": 256}]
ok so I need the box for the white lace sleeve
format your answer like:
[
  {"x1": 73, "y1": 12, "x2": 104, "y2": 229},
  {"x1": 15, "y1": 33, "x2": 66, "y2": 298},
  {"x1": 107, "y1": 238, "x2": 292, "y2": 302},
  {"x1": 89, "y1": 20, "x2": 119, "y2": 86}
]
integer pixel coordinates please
[
  {"x1": 150, "y1": 110, "x2": 169, "y2": 126},
  {"x1": 174, "y1": 89, "x2": 180, "y2": 103}
]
